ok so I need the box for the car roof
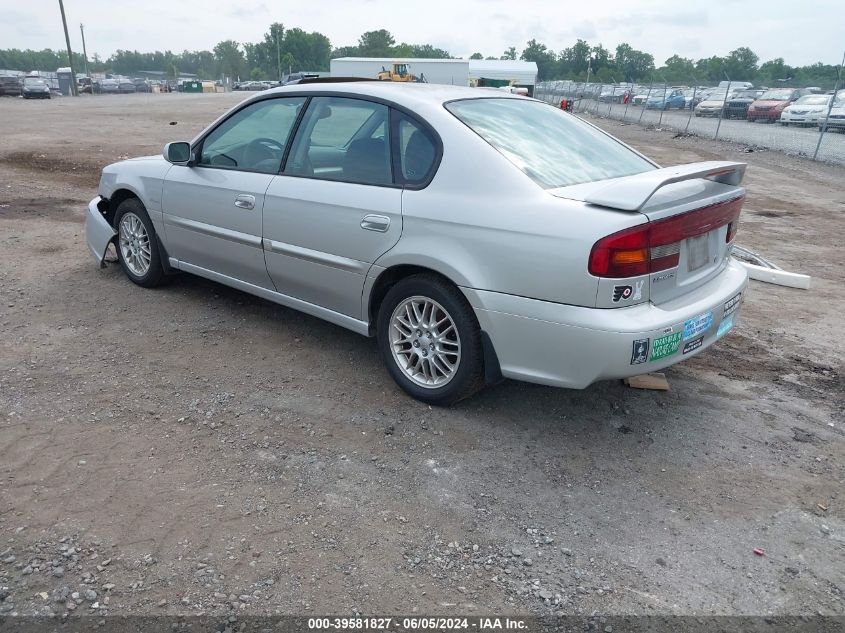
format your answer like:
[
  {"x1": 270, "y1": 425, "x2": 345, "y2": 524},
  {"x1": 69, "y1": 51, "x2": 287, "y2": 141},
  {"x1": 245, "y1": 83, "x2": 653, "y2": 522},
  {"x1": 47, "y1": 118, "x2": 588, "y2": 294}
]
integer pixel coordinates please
[{"x1": 255, "y1": 81, "x2": 525, "y2": 108}]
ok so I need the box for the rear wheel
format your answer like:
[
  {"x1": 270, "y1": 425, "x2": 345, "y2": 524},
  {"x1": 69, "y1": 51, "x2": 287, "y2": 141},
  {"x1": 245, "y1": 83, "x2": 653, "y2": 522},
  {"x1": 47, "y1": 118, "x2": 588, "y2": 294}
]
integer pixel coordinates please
[
  {"x1": 114, "y1": 198, "x2": 165, "y2": 287},
  {"x1": 377, "y1": 274, "x2": 484, "y2": 406}
]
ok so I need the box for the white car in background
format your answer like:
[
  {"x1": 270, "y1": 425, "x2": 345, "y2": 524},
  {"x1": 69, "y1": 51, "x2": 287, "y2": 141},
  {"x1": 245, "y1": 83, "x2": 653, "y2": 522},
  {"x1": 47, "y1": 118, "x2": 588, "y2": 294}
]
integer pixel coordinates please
[
  {"x1": 85, "y1": 81, "x2": 749, "y2": 404},
  {"x1": 780, "y1": 94, "x2": 832, "y2": 126},
  {"x1": 820, "y1": 94, "x2": 845, "y2": 132}
]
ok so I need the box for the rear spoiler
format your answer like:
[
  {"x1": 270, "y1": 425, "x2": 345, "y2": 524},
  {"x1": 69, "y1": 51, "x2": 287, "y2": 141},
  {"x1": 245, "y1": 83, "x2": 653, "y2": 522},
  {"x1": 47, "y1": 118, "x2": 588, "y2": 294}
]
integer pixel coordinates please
[{"x1": 584, "y1": 161, "x2": 746, "y2": 212}]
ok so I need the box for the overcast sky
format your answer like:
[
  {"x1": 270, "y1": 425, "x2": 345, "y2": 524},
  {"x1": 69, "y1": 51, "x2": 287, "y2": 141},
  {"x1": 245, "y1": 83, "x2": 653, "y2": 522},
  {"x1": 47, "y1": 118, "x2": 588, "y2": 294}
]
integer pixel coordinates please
[{"x1": 2, "y1": 0, "x2": 842, "y2": 67}]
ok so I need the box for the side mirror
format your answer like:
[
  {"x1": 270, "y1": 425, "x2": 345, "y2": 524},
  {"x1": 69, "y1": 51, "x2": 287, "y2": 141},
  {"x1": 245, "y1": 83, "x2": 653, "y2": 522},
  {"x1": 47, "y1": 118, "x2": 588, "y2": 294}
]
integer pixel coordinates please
[{"x1": 163, "y1": 141, "x2": 192, "y2": 165}]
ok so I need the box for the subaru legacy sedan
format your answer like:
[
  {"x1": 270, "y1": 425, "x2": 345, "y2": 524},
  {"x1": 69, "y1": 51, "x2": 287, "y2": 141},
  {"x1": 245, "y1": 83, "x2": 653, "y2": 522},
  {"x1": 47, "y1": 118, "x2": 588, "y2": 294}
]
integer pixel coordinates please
[{"x1": 86, "y1": 82, "x2": 748, "y2": 405}]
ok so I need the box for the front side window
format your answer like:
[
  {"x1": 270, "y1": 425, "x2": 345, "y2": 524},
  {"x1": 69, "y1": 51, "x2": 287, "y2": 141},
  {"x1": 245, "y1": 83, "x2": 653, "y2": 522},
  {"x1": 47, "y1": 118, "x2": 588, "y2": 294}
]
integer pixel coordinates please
[
  {"x1": 199, "y1": 97, "x2": 306, "y2": 174},
  {"x1": 446, "y1": 98, "x2": 654, "y2": 189},
  {"x1": 284, "y1": 97, "x2": 392, "y2": 186}
]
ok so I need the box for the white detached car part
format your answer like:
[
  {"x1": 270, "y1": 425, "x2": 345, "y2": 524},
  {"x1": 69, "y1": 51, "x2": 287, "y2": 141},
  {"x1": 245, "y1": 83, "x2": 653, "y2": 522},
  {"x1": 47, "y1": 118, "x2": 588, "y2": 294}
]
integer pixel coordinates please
[{"x1": 86, "y1": 82, "x2": 748, "y2": 405}]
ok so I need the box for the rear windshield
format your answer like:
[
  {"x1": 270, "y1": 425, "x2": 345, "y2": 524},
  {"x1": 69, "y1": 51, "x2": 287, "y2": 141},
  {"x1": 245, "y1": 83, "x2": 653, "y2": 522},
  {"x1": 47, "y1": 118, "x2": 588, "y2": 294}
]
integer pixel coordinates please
[{"x1": 446, "y1": 98, "x2": 654, "y2": 189}]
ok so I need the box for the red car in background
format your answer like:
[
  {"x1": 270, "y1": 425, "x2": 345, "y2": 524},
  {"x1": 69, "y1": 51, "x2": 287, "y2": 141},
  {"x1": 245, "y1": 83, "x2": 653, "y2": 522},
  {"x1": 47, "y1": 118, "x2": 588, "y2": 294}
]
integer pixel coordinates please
[{"x1": 747, "y1": 88, "x2": 810, "y2": 122}]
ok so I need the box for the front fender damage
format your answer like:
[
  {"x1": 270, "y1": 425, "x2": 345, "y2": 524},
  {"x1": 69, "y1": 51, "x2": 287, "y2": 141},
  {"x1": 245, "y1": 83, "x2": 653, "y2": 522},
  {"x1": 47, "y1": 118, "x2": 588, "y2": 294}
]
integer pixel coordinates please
[{"x1": 85, "y1": 196, "x2": 116, "y2": 267}]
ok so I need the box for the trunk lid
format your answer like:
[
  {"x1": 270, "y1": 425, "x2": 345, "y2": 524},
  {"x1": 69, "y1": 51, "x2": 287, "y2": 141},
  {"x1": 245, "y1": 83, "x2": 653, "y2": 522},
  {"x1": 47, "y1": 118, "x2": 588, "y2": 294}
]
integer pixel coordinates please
[{"x1": 551, "y1": 161, "x2": 746, "y2": 306}]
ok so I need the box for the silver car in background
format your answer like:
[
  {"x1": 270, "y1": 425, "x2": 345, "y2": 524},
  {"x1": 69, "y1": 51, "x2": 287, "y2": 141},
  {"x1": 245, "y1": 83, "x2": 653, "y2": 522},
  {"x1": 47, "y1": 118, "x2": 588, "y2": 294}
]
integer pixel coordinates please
[{"x1": 86, "y1": 82, "x2": 748, "y2": 405}]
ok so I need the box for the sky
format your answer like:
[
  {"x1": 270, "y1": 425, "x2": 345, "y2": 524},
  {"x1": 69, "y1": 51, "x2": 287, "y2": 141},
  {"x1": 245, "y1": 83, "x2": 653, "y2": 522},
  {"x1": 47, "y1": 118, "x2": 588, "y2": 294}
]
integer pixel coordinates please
[{"x1": 1, "y1": 0, "x2": 842, "y2": 68}]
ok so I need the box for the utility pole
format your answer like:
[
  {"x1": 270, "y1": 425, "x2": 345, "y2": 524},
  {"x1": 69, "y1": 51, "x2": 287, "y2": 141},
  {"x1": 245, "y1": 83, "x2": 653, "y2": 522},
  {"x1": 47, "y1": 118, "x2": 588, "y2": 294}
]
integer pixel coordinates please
[
  {"x1": 813, "y1": 50, "x2": 845, "y2": 161},
  {"x1": 275, "y1": 29, "x2": 281, "y2": 82},
  {"x1": 79, "y1": 23, "x2": 89, "y2": 77},
  {"x1": 57, "y1": 0, "x2": 78, "y2": 95}
]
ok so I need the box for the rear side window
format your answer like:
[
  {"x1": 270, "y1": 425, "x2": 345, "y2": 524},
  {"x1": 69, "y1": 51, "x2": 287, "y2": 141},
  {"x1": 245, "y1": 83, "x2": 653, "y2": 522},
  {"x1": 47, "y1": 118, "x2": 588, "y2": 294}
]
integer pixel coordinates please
[
  {"x1": 446, "y1": 98, "x2": 654, "y2": 189},
  {"x1": 392, "y1": 111, "x2": 437, "y2": 186},
  {"x1": 284, "y1": 96, "x2": 392, "y2": 186}
]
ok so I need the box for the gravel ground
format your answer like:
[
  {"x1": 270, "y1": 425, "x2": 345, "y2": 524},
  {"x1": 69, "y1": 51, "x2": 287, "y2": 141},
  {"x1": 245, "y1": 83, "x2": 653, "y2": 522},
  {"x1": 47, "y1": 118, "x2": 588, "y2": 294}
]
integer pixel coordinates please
[{"x1": 0, "y1": 93, "x2": 842, "y2": 621}]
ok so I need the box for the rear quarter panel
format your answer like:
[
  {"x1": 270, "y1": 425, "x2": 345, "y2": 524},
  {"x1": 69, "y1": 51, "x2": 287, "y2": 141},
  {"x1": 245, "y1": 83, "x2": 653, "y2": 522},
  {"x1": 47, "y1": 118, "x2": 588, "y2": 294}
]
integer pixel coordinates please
[{"x1": 374, "y1": 103, "x2": 650, "y2": 308}]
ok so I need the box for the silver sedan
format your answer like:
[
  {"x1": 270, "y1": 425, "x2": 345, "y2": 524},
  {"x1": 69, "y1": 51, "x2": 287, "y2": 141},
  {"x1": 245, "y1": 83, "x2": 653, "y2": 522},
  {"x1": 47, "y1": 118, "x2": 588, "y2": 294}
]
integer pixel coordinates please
[{"x1": 86, "y1": 81, "x2": 748, "y2": 404}]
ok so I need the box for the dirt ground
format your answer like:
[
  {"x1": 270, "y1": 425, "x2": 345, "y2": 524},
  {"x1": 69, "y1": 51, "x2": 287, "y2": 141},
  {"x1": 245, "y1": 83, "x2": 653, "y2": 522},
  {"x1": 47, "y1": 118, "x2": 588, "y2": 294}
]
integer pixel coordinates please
[{"x1": 0, "y1": 93, "x2": 842, "y2": 620}]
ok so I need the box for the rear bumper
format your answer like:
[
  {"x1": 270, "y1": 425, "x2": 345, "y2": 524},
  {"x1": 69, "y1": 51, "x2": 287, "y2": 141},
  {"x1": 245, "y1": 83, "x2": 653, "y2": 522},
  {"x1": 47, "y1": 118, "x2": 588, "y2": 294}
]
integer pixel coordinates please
[
  {"x1": 464, "y1": 260, "x2": 748, "y2": 389},
  {"x1": 85, "y1": 196, "x2": 116, "y2": 264}
]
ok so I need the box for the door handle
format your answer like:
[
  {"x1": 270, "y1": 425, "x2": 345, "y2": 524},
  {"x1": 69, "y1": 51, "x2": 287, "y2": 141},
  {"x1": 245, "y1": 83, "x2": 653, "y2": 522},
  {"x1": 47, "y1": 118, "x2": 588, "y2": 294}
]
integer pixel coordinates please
[
  {"x1": 234, "y1": 194, "x2": 255, "y2": 210},
  {"x1": 360, "y1": 214, "x2": 390, "y2": 232}
]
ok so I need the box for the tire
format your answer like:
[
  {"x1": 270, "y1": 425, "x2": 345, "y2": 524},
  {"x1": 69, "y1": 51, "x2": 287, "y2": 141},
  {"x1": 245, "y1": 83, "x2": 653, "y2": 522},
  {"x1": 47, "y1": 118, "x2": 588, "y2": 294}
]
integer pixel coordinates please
[
  {"x1": 377, "y1": 274, "x2": 484, "y2": 406},
  {"x1": 113, "y1": 198, "x2": 166, "y2": 287}
]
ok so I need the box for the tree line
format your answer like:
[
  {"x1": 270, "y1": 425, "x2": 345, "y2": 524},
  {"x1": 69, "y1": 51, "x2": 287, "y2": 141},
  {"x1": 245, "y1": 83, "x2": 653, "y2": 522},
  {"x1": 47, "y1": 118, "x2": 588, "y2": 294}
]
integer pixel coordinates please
[{"x1": 0, "y1": 25, "x2": 840, "y2": 88}]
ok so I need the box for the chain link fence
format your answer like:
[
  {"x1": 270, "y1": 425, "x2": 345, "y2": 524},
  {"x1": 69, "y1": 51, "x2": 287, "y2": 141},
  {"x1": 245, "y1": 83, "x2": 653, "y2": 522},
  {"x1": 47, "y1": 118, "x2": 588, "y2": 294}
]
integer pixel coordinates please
[{"x1": 534, "y1": 79, "x2": 845, "y2": 166}]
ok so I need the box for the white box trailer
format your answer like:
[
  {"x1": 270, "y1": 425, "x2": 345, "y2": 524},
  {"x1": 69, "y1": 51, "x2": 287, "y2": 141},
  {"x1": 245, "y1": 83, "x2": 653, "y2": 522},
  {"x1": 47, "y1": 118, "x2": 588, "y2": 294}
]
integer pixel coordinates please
[
  {"x1": 330, "y1": 57, "x2": 470, "y2": 86},
  {"x1": 469, "y1": 59, "x2": 538, "y2": 95}
]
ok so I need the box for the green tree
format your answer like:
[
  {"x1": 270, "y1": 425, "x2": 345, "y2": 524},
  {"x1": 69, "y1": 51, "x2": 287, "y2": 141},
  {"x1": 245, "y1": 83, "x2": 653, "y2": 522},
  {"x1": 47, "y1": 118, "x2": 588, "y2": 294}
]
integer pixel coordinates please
[
  {"x1": 214, "y1": 40, "x2": 246, "y2": 81},
  {"x1": 520, "y1": 39, "x2": 556, "y2": 80},
  {"x1": 559, "y1": 39, "x2": 591, "y2": 76},
  {"x1": 469, "y1": 52, "x2": 483, "y2": 60},
  {"x1": 501, "y1": 46, "x2": 517, "y2": 60},
  {"x1": 660, "y1": 54, "x2": 696, "y2": 83},
  {"x1": 614, "y1": 43, "x2": 655, "y2": 81},
  {"x1": 695, "y1": 56, "x2": 726, "y2": 82},
  {"x1": 282, "y1": 27, "x2": 331, "y2": 70},
  {"x1": 724, "y1": 46, "x2": 759, "y2": 80},
  {"x1": 758, "y1": 57, "x2": 791, "y2": 85},
  {"x1": 357, "y1": 29, "x2": 395, "y2": 57}
]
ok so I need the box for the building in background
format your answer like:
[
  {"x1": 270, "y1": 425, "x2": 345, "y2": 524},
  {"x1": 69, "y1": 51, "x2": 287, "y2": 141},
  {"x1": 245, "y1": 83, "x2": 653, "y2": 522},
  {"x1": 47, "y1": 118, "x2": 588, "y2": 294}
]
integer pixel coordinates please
[
  {"x1": 329, "y1": 57, "x2": 538, "y2": 96},
  {"x1": 469, "y1": 59, "x2": 538, "y2": 96},
  {"x1": 330, "y1": 58, "x2": 471, "y2": 86}
]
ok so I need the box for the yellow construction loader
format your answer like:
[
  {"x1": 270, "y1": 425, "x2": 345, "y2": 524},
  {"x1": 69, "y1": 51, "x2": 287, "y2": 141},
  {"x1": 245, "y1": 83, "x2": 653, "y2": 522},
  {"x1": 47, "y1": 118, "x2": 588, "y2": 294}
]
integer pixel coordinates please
[{"x1": 377, "y1": 63, "x2": 426, "y2": 83}]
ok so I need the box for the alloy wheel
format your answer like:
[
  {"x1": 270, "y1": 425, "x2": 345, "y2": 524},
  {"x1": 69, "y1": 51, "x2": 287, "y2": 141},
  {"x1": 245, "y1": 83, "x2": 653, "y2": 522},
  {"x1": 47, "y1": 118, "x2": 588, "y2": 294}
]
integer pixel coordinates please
[
  {"x1": 118, "y1": 212, "x2": 152, "y2": 277},
  {"x1": 389, "y1": 296, "x2": 461, "y2": 389}
]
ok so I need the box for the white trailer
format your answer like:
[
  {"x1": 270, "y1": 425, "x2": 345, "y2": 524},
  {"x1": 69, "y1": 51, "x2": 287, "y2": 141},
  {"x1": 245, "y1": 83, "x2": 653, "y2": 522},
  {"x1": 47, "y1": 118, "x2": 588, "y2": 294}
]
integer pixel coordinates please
[
  {"x1": 468, "y1": 59, "x2": 538, "y2": 95},
  {"x1": 330, "y1": 57, "x2": 470, "y2": 86}
]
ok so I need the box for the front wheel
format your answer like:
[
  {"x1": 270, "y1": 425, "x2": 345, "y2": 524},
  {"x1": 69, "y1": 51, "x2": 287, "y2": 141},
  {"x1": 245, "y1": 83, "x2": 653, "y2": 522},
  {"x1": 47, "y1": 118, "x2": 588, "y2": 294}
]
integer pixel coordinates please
[
  {"x1": 114, "y1": 198, "x2": 166, "y2": 287},
  {"x1": 377, "y1": 275, "x2": 484, "y2": 406}
]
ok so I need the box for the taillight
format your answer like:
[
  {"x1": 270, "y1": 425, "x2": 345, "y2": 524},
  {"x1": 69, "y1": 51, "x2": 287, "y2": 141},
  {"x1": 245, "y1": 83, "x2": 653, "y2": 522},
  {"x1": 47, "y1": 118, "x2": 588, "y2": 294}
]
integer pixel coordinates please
[{"x1": 588, "y1": 196, "x2": 744, "y2": 278}]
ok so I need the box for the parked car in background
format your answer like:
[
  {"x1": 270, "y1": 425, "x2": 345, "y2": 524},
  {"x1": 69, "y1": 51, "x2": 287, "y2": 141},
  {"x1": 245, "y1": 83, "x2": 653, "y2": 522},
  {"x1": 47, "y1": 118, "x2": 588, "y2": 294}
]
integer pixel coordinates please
[
  {"x1": 22, "y1": 77, "x2": 51, "y2": 99},
  {"x1": 234, "y1": 81, "x2": 267, "y2": 91},
  {"x1": 599, "y1": 85, "x2": 626, "y2": 103},
  {"x1": 77, "y1": 77, "x2": 93, "y2": 94},
  {"x1": 95, "y1": 79, "x2": 119, "y2": 94},
  {"x1": 646, "y1": 89, "x2": 686, "y2": 110},
  {"x1": 117, "y1": 79, "x2": 137, "y2": 94},
  {"x1": 694, "y1": 90, "x2": 734, "y2": 117},
  {"x1": 282, "y1": 72, "x2": 320, "y2": 86},
  {"x1": 747, "y1": 88, "x2": 808, "y2": 122},
  {"x1": 133, "y1": 78, "x2": 152, "y2": 93},
  {"x1": 820, "y1": 95, "x2": 845, "y2": 132},
  {"x1": 723, "y1": 89, "x2": 765, "y2": 119},
  {"x1": 682, "y1": 88, "x2": 700, "y2": 109},
  {"x1": 632, "y1": 90, "x2": 651, "y2": 105},
  {"x1": 780, "y1": 94, "x2": 832, "y2": 126},
  {"x1": 0, "y1": 75, "x2": 23, "y2": 96},
  {"x1": 85, "y1": 82, "x2": 749, "y2": 405}
]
